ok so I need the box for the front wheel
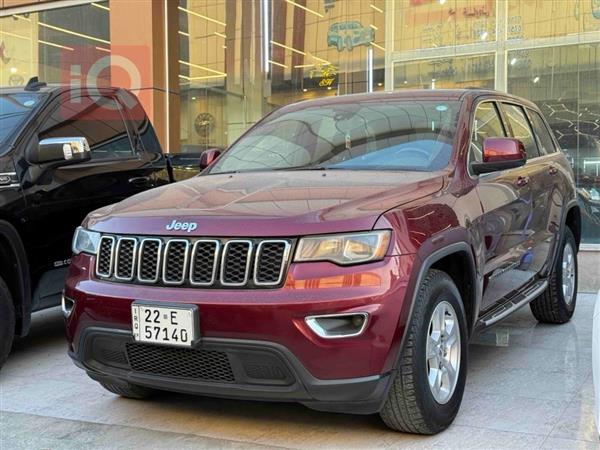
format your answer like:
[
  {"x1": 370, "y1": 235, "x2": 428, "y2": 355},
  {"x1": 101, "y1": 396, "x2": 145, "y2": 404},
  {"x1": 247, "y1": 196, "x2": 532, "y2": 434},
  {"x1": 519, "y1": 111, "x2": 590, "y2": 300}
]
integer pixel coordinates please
[
  {"x1": 380, "y1": 269, "x2": 468, "y2": 434},
  {"x1": 530, "y1": 227, "x2": 578, "y2": 324},
  {"x1": 0, "y1": 275, "x2": 15, "y2": 370}
]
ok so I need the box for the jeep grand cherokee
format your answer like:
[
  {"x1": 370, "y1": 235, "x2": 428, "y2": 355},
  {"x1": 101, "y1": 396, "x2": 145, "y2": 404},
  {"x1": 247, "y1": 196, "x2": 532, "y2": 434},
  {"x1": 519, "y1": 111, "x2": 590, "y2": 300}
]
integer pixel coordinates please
[{"x1": 64, "y1": 90, "x2": 580, "y2": 434}]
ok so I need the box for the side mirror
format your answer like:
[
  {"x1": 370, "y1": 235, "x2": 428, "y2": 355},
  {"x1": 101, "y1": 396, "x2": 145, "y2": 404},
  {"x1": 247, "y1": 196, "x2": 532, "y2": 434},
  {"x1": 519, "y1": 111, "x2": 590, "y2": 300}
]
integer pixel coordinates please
[
  {"x1": 29, "y1": 137, "x2": 91, "y2": 166},
  {"x1": 199, "y1": 148, "x2": 221, "y2": 170},
  {"x1": 471, "y1": 137, "x2": 527, "y2": 175}
]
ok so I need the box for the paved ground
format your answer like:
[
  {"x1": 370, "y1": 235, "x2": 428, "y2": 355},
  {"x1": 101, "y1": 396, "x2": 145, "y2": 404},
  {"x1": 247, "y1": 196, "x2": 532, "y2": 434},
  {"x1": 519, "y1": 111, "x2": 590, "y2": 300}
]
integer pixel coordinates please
[{"x1": 1, "y1": 293, "x2": 598, "y2": 449}]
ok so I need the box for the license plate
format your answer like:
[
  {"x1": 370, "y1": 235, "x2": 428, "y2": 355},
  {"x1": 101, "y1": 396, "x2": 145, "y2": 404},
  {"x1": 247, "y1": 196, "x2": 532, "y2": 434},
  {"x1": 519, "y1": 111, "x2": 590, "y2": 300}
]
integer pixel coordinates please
[{"x1": 131, "y1": 302, "x2": 198, "y2": 347}]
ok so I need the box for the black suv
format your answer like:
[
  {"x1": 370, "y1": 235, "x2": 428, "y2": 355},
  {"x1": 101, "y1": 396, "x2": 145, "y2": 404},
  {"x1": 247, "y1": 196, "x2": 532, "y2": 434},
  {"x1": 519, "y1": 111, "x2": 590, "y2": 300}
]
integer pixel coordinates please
[{"x1": 0, "y1": 80, "x2": 173, "y2": 368}]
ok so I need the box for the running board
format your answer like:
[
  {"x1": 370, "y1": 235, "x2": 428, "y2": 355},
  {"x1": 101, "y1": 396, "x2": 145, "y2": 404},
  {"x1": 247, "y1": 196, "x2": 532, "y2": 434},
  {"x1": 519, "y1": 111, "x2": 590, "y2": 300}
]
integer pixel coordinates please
[{"x1": 478, "y1": 279, "x2": 549, "y2": 328}]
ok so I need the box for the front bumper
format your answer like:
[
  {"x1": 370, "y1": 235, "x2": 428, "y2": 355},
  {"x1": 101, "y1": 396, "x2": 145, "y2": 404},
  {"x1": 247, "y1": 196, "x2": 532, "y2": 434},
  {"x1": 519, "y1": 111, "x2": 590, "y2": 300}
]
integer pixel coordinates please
[{"x1": 65, "y1": 253, "x2": 416, "y2": 413}]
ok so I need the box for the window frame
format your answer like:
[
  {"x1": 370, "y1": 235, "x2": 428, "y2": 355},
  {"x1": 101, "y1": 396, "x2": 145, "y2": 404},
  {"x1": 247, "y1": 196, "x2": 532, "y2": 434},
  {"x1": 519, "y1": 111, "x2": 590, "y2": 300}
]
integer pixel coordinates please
[
  {"x1": 467, "y1": 99, "x2": 508, "y2": 178},
  {"x1": 526, "y1": 108, "x2": 559, "y2": 155},
  {"x1": 36, "y1": 93, "x2": 140, "y2": 164},
  {"x1": 498, "y1": 102, "x2": 541, "y2": 160}
]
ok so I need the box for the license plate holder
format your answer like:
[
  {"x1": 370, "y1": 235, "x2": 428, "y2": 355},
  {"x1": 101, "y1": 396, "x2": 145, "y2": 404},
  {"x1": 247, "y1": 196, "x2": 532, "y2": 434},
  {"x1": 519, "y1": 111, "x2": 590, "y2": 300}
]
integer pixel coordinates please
[{"x1": 131, "y1": 302, "x2": 199, "y2": 348}]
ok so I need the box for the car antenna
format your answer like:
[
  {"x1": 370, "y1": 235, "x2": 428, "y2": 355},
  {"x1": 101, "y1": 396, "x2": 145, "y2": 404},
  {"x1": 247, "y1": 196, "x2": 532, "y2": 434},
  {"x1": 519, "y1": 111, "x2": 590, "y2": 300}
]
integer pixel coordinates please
[{"x1": 24, "y1": 76, "x2": 47, "y2": 92}]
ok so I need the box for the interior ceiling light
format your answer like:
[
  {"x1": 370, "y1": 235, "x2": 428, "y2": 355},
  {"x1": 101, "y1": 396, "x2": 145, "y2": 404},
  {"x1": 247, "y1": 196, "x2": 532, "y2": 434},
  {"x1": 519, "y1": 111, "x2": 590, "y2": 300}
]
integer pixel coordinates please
[
  {"x1": 12, "y1": 14, "x2": 31, "y2": 22},
  {"x1": 39, "y1": 39, "x2": 74, "y2": 51},
  {"x1": 371, "y1": 42, "x2": 386, "y2": 51},
  {"x1": 294, "y1": 64, "x2": 315, "y2": 68},
  {"x1": 510, "y1": 57, "x2": 517, "y2": 65},
  {"x1": 179, "y1": 74, "x2": 227, "y2": 81},
  {"x1": 269, "y1": 59, "x2": 288, "y2": 69},
  {"x1": 214, "y1": 32, "x2": 227, "y2": 39},
  {"x1": 91, "y1": 3, "x2": 110, "y2": 11},
  {"x1": 0, "y1": 30, "x2": 29, "y2": 41},
  {"x1": 369, "y1": 24, "x2": 378, "y2": 30},
  {"x1": 285, "y1": 0, "x2": 323, "y2": 18},
  {"x1": 179, "y1": 59, "x2": 226, "y2": 76},
  {"x1": 38, "y1": 22, "x2": 110, "y2": 45},
  {"x1": 178, "y1": 30, "x2": 190, "y2": 37},
  {"x1": 369, "y1": 4, "x2": 383, "y2": 13},
  {"x1": 310, "y1": 54, "x2": 331, "y2": 65},
  {"x1": 480, "y1": 31, "x2": 488, "y2": 40},
  {"x1": 271, "y1": 40, "x2": 306, "y2": 56},
  {"x1": 95, "y1": 46, "x2": 110, "y2": 53},
  {"x1": 178, "y1": 6, "x2": 226, "y2": 27}
]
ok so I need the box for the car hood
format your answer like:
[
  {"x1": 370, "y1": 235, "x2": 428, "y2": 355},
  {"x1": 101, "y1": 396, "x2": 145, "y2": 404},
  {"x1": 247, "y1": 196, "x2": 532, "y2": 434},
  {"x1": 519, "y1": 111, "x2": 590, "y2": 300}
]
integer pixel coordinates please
[{"x1": 86, "y1": 170, "x2": 445, "y2": 237}]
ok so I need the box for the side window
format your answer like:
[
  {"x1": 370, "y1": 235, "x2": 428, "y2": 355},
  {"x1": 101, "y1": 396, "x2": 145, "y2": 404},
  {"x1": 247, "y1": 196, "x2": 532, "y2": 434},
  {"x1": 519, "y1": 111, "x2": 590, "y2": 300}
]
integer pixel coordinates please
[
  {"x1": 39, "y1": 96, "x2": 135, "y2": 160},
  {"x1": 470, "y1": 102, "x2": 506, "y2": 164},
  {"x1": 528, "y1": 110, "x2": 557, "y2": 155},
  {"x1": 502, "y1": 103, "x2": 539, "y2": 160}
]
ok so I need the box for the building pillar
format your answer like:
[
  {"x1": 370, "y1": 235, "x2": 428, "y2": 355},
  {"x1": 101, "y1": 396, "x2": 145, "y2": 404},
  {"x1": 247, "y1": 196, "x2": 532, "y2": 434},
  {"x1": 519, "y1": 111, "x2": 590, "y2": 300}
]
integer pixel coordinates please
[{"x1": 109, "y1": 0, "x2": 179, "y2": 152}]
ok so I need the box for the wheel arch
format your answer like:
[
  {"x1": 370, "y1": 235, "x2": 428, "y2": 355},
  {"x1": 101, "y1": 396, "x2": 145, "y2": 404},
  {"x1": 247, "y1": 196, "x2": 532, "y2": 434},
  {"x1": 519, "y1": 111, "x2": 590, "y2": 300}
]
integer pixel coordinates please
[
  {"x1": 564, "y1": 203, "x2": 581, "y2": 250},
  {"x1": 0, "y1": 219, "x2": 32, "y2": 337}
]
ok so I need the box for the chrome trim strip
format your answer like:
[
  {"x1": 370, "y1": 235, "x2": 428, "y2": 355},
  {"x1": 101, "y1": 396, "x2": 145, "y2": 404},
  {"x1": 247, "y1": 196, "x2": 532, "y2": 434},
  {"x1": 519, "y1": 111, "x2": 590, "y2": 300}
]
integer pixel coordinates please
[
  {"x1": 304, "y1": 312, "x2": 370, "y2": 339},
  {"x1": 220, "y1": 240, "x2": 253, "y2": 286},
  {"x1": 482, "y1": 280, "x2": 549, "y2": 327},
  {"x1": 189, "y1": 239, "x2": 220, "y2": 286},
  {"x1": 136, "y1": 238, "x2": 162, "y2": 283},
  {"x1": 114, "y1": 237, "x2": 138, "y2": 281},
  {"x1": 162, "y1": 239, "x2": 190, "y2": 285},
  {"x1": 95, "y1": 236, "x2": 116, "y2": 278},
  {"x1": 253, "y1": 240, "x2": 291, "y2": 286}
]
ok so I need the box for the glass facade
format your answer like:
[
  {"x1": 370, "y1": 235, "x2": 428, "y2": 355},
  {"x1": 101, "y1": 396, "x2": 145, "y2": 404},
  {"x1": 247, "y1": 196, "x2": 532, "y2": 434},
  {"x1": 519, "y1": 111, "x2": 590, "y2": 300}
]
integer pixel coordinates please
[{"x1": 1, "y1": 0, "x2": 600, "y2": 243}]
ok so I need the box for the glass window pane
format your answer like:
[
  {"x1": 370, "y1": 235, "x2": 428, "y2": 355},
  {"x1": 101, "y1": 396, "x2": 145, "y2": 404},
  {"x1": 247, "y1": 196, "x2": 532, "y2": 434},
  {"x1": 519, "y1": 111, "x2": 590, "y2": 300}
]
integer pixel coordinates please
[
  {"x1": 528, "y1": 110, "x2": 557, "y2": 155},
  {"x1": 395, "y1": 0, "x2": 496, "y2": 52},
  {"x1": 394, "y1": 54, "x2": 495, "y2": 90},
  {"x1": 502, "y1": 103, "x2": 539, "y2": 160},
  {"x1": 470, "y1": 102, "x2": 506, "y2": 164}
]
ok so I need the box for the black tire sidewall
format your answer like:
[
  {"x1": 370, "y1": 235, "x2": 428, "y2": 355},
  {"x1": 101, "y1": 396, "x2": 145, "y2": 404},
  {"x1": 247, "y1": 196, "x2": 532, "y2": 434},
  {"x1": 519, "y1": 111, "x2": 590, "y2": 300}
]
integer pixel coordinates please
[
  {"x1": 0, "y1": 276, "x2": 15, "y2": 369},
  {"x1": 412, "y1": 273, "x2": 469, "y2": 431},
  {"x1": 555, "y1": 227, "x2": 578, "y2": 315}
]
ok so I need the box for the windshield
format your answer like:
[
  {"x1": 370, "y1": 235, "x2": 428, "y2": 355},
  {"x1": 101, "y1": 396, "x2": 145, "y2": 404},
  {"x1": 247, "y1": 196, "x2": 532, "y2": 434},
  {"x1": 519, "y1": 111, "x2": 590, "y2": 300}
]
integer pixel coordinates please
[
  {"x1": 0, "y1": 93, "x2": 46, "y2": 149},
  {"x1": 209, "y1": 99, "x2": 460, "y2": 174}
]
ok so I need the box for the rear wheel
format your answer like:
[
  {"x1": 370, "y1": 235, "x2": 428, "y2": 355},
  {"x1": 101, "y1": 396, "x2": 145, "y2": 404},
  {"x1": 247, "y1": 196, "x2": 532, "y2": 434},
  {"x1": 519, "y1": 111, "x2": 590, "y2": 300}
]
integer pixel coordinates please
[
  {"x1": 98, "y1": 380, "x2": 153, "y2": 399},
  {"x1": 530, "y1": 227, "x2": 577, "y2": 324},
  {"x1": 0, "y1": 275, "x2": 15, "y2": 370},
  {"x1": 380, "y1": 269, "x2": 468, "y2": 434}
]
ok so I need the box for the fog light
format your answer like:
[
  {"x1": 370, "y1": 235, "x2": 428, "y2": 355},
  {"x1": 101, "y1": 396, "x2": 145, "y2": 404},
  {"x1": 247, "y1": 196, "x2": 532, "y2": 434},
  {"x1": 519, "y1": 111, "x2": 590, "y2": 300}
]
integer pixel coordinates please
[
  {"x1": 305, "y1": 313, "x2": 368, "y2": 339},
  {"x1": 61, "y1": 295, "x2": 75, "y2": 318}
]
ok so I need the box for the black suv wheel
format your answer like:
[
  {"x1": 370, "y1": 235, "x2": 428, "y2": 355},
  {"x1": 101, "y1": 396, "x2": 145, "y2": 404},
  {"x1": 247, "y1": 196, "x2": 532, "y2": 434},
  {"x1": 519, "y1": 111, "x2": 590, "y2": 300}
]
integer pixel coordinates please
[
  {"x1": 530, "y1": 227, "x2": 578, "y2": 324},
  {"x1": 380, "y1": 269, "x2": 468, "y2": 434},
  {"x1": 0, "y1": 275, "x2": 15, "y2": 370}
]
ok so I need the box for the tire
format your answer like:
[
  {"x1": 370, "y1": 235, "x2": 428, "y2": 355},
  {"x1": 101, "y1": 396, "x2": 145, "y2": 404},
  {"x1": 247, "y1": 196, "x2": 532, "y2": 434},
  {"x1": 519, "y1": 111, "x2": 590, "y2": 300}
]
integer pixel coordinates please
[
  {"x1": 0, "y1": 275, "x2": 15, "y2": 370},
  {"x1": 530, "y1": 227, "x2": 578, "y2": 324},
  {"x1": 380, "y1": 269, "x2": 468, "y2": 435},
  {"x1": 98, "y1": 380, "x2": 153, "y2": 399}
]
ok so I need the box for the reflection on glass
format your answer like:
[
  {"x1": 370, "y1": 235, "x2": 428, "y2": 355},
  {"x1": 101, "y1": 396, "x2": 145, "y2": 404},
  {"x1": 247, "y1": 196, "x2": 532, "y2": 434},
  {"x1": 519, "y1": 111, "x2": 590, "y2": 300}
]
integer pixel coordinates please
[
  {"x1": 508, "y1": 44, "x2": 600, "y2": 243},
  {"x1": 394, "y1": 54, "x2": 495, "y2": 90}
]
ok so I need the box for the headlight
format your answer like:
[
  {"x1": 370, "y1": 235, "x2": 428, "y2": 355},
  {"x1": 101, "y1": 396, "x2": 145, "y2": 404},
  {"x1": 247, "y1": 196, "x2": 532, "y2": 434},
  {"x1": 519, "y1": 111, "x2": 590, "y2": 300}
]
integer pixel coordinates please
[
  {"x1": 71, "y1": 227, "x2": 101, "y2": 255},
  {"x1": 294, "y1": 230, "x2": 391, "y2": 265}
]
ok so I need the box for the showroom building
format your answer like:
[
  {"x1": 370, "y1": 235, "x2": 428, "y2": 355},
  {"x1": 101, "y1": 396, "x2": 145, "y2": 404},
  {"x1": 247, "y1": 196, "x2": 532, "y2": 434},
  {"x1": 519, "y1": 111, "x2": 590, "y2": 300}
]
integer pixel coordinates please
[{"x1": 0, "y1": 0, "x2": 599, "y2": 244}]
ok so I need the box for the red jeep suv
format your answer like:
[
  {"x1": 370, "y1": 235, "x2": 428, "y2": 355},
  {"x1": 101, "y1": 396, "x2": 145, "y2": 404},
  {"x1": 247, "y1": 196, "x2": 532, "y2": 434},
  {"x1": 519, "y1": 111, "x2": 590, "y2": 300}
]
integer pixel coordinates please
[{"x1": 64, "y1": 90, "x2": 580, "y2": 434}]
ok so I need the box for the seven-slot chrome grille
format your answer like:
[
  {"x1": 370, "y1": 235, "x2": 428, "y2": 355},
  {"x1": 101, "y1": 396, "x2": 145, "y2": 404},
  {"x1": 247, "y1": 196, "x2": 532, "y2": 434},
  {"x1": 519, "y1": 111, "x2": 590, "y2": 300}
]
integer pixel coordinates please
[{"x1": 95, "y1": 235, "x2": 292, "y2": 288}]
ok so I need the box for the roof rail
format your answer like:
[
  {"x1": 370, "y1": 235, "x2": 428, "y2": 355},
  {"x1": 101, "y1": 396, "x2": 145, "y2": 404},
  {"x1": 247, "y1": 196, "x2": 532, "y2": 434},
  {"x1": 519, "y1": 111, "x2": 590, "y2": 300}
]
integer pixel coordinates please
[{"x1": 24, "y1": 76, "x2": 47, "y2": 92}]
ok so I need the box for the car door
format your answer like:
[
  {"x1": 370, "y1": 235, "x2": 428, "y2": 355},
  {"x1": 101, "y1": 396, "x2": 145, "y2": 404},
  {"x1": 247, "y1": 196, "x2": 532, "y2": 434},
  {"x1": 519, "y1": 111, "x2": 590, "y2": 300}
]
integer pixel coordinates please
[
  {"x1": 526, "y1": 108, "x2": 568, "y2": 275},
  {"x1": 19, "y1": 92, "x2": 159, "y2": 303},
  {"x1": 500, "y1": 102, "x2": 551, "y2": 276},
  {"x1": 470, "y1": 101, "x2": 535, "y2": 310}
]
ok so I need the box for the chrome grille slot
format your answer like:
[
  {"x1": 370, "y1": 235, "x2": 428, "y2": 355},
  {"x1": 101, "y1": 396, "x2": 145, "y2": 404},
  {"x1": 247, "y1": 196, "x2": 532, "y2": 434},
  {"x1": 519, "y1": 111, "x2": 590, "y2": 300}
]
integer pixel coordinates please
[
  {"x1": 221, "y1": 240, "x2": 252, "y2": 286},
  {"x1": 96, "y1": 236, "x2": 115, "y2": 278},
  {"x1": 254, "y1": 240, "x2": 291, "y2": 286},
  {"x1": 162, "y1": 239, "x2": 190, "y2": 285},
  {"x1": 190, "y1": 240, "x2": 220, "y2": 286},
  {"x1": 94, "y1": 234, "x2": 291, "y2": 288},
  {"x1": 114, "y1": 238, "x2": 137, "y2": 280},
  {"x1": 137, "y1": 239, "x2": 162, "y2": 283}
]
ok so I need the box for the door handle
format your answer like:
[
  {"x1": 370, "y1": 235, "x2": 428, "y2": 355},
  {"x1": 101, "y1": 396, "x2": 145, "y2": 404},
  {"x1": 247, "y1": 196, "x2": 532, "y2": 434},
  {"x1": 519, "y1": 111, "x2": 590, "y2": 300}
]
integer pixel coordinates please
[
  {"x1": 548, "y1": 165, "x2": 558, "y2": 175},
  {"x1": 515, "y1": 176, "x2": 530, "y2": 187},
  {"x1": 128, "y1": 176, "x2": 151, "y2": 186}
]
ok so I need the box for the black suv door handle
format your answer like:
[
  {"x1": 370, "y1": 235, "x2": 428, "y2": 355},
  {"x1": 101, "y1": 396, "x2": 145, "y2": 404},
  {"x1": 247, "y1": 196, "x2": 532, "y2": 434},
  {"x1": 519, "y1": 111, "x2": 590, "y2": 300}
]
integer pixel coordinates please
[
  {"x1": 548, "y1": 165, "x2": 558, "y2": 175},
  {"x1": 129, "y1": 176, "x2": 151, "y2": 187},
  {"x1": 515, "y1": 176, "x2": 530, "y2": 187}
]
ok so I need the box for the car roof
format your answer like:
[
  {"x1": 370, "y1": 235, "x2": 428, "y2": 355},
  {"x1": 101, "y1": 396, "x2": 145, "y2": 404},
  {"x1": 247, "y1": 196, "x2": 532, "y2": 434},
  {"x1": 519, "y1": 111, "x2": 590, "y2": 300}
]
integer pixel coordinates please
[
  {"x1": 0, "y1": 84, "x2": 123, "y2": 96},
  {"x1": 280, "y1": 89, "x2": 539, "y2": 113}
]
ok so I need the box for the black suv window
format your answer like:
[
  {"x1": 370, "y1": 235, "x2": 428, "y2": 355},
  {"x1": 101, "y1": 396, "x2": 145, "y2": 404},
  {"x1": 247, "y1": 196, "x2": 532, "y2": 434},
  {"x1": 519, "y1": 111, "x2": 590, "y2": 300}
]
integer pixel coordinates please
[
  {"x1": 39, "y1": 96, "x2": 135, "y2": 160},
  {"x1": 528, "y1": 110, "x2": 557, "y2": 155},
  {"x1": 502, "y1": 103, "x2": 539, "y2": 160},
  {"x1": 470, "y1": 102, "x2": 506, "y2": 164}
]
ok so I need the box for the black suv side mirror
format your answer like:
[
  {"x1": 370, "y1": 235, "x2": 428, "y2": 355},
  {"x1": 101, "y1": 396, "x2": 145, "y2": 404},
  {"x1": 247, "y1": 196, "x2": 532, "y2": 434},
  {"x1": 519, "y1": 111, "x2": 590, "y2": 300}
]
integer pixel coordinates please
[{"x1": 28, "y1": 137, "x2": 92, "y2": 166}]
